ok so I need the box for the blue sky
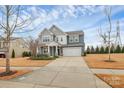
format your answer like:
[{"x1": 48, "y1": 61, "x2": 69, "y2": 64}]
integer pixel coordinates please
[{"x1": 13, "y1": 5, "x2": 124, "y2": 47}]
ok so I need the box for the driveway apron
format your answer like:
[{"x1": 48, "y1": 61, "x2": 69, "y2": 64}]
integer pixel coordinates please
[{"x1": 11, "y1": 57, "x2": 111, "y2": 88}]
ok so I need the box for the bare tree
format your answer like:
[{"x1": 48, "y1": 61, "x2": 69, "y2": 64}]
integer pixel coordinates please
[
  {"x1": 98, "y1": 6, "x2": 113, "y2": 61},
  {"x1": 0, "y1": 5, "x2": 33, "y2": 74},
  {"x1": 104, "y1": 6, "x2": 112, "y2": 61},
  {"x1": 26, "y1": 36, "x2": 39, "y2": 57},
  {"x1": 98, "y1": 26, "x2": 108, "y2": 46}
]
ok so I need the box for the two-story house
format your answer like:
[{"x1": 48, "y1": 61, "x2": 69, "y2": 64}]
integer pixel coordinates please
[
  {"x1": 0, "y1": 37, "x2": 29, "y2": 58},
  {"x1": 37, "y1": 25, "x2": 85, "y2": 56}
]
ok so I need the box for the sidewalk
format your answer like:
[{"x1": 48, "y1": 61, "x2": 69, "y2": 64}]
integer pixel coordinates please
[
  {"x1": 91, "y1": 69, "x2": 124, "y2": 75},
  {"x1": 0, "y1": 80, "x2": 53, "y2": 88}
]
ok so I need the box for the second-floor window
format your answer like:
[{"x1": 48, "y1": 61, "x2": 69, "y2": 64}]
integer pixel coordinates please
[
  {"x1": 61, "y1": 37, "x2": 63, "y2": 42},
  {"x1": 69, "y1": 35, "x2": 79, "y2": 43},
  {"x1": 42, "y1": 36, "x2": 50, "y2": 42}
]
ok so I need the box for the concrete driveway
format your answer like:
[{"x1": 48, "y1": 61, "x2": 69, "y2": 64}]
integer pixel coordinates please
[{"x1": 10, "y1": 57, "x2": 110, "y2": 88}]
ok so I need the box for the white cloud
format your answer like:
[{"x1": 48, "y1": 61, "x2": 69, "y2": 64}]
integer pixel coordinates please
[{"x1": 13, "y1": 5, "x2": 124, "y2": 46}]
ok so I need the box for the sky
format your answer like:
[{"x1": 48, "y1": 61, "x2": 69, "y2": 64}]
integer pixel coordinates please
[{"x1": 3, "y1": 5, "x2": 124, "y2": 47}]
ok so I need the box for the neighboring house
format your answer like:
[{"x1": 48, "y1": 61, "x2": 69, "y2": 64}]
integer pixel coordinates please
[
  {"x1": 37, "y1": 25, "x2": 85, "y2": 56},
  {"x1": 0, "y1": 37, "x2": 29, "y2": 58}
]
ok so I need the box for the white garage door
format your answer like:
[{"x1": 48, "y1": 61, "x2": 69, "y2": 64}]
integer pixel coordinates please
[{"x1": 63, "y1": 47, "x2": 81, "y2": 56}]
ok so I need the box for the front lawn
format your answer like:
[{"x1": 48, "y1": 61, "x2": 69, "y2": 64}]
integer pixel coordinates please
[
  {"x1": 0, "y1": 57, "x2": 51, "y2": 67},
  {"x1": 84, "y1": 54, "x2": 124, "y2": 69},
  {"x1": 96, "y1": 74, "x2": 124, "y2": 88}
]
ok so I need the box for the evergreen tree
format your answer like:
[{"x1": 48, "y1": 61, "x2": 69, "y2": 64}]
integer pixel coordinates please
[
  {"x1": 100, "y1": 46, "x2": 104, "y2": 54},
  {"x1": 95, "y1": 46, "x2": 99, "y2": 54},
  {"x1": 29, "y1": 52, "x2": 31, "y2": 56},
  {"x1": 105, "y1": 46, "x2": 109, "y2": 53},
  {"x1": 11, "y1": 49, "x2": 15, "y2": 58},
  {"x1": 86, "y1": 46, "x2": 91, "y2": 54},
  {"x1": 91, "y1": 46, "x2": 95, "y2": 54},
  {"x1": 121, "y1": 46, "x2": 124, "y2": 53},
  {"x1": 115, "y1": 45, "x2": 121, "y2": 53},
  {"x1": 110, "y1": 45, "x2": 115, "y2": 53}
]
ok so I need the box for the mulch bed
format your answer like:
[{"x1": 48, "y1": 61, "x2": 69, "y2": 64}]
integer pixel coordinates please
[
  {"x1": 95, "y1": 74, "x2": 124, "y2": 88},
  {"x1": 0, "y1": 69, "x2": 31, "y2": 80}
]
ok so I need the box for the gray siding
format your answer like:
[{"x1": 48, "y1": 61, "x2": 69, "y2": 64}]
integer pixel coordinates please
[
  {"x1": 79, "y1": 35, "x2": 84, "y2": 44},
  {"x1": 67, "y1": 34, "x2": 84, "y2": 45}
]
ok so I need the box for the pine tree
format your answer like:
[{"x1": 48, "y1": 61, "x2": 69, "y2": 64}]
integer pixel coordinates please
[
  {"x1": 86, "y1": 46, "x2": 91, "y2": 54},
  {"x1": 122, "y1": 46, "x2": 124, "y2": 53},
  {"x1": 115, "y1": 45, "x2": 121, "y2": 53},
  {"x1": 100, "y1": 46, "x2": 104, "y2": 54},
  {"x1": 110, "y1": 45, "x2": 115, "y2": 53},
  {"x1": 105, "y1": 46, "x2": 109, "y2": 53},
  {"x1": 11, "y1": 49, "x2": 15, "y2": 58},
  {"x1": 95, "y1": 46, "x2": 100, "y2": 54},
  {"x1": 91, "y1": 46, "x2": 95, "y2": 54}
]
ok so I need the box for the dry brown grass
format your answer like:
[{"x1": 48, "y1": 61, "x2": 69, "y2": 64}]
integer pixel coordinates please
[
  {"x1": 96, "y1": 74, "x2": 124, "y2": 88},
  {"x1": 0, "y1": 69, "x2": 31, "y2": 80},
  {"x1": 0, "y1": 57, "x2": 51, "y2": 67},
  {"x1": 84, "y1": 54, "x2": 124, "y2": 69}
]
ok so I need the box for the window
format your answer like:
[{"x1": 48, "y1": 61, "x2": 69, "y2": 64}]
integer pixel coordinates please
[
  {"x1": 42, "y1": 36, "x2": 50, "y2": 42},
  {"x1": 69, "y1": 35, "x2": 79, "y2": 43},
  {"x1": 69, "y1": 36, "x2": 73, "y2": 43},
  {"x1": 61, "y1": 37, "x2": 63, "y2": 42},
  {"x1": 74, "y1": 36, "x2": 79, "y2": 42},
  {"x1": 56, "y1": 37, "x2": 58, "y2": 42}
]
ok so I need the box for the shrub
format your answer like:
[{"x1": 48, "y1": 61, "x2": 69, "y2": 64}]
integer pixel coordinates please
[
  {"x1": 95, "y1": 46, "x2": 100, "y2": 54},
  {"x1": 115, "y1": 45, "x2": 121, "y2": 53},
  {"x1": 83, "y1": 52, "x2": 86, "y2": 56},
  {"x1": 86, "y1": 46, "x2": 90, "y2": 54},
  {"x1": 11, "y1": 49, "x2": 15, "y2": 58},
  {"x1": 100, "y1": 46, "x2": 105, "y2": 54},
  {"x1": 30, "y1": 54, "x2": 58, "y2": 60},
  {"x1": 22, "y1": 51, "x2": 31, "y2": 57},
  {"x1": 105, "y1": 47, "x2": 109, "y2": 53},
  {"x1": 110, "y1": 45, "x2": 115, "y2": 53},
  {"x1": 122, "y1": 46, "x2": 124, "y2": 53},
  {"x1": 31, "y1": 56, "x2": 55, "y2": 60},
  {"x1": 54, "y1": 56, "x2": 59, "y2": 58},
  {"x1": 91, "y1": 46, "x2": 95, "y2": 54}
]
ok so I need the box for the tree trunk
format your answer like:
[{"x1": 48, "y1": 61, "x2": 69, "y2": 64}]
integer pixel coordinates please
[
  {"x1": 5, "y1": 44, "x2": 10, "y2": 73},
  {"x1": 108, "y1": 44, "x2": 111, "y2": 61}
]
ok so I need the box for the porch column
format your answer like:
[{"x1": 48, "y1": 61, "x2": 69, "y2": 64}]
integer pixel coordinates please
[
  {"x1": 36, "y1": 46, "x2": 39, "y2": 54},
  {"x1": 52, "y1": 46, "x2": 54, "y2": 56},
  {"x1": 55, "y1": 46, "x2": 58, "y2": 56},
  {"x1": 60, "y1": 47, "x2": 62, "y2": 56},
  {"x1": 48, "y1": 46, "x2": 50, "y2": 55}
]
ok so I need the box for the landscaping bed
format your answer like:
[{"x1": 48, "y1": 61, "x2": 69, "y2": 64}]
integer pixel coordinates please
[
  {"x1": 84, "y1": 54, "x2": 124, "y2": 69},
  {"x1": 30, "y1": 54, "x2": 59, "y2": 60},
  {"x1": 95, "y1": 74, "x2": 124, "y2": 88},
  {"x1": 0, "y1": 69, "x2": 31, "y2": 80}
]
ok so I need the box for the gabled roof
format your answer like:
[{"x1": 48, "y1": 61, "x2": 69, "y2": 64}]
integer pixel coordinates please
[
  {"x1": 66, "y1": 31, "x2": 84, "y2": 35},
  {"x1": 49, "y1": 25, "x2": 66, "y2": 35},
  {"x1": 40, "y1": 28, "x2": 53, "y2": 35}
]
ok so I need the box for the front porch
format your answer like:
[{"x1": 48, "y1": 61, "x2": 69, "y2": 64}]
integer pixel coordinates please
[{"x1": 37, "y1": 42, "x2": 62, "y2": 56}]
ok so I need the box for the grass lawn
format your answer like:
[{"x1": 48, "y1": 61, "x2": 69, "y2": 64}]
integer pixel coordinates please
[
  {"x1": 0, "y1": 69, "x2": 31, "y2": 80},
  {"x1": 96, "y1": 74, "x2": 124, "y2": 88},
  {"x1": 0, "y1": 57, "x2": 51, "y2": 67},
  {"x1": 84, "y1": 54, "x2": 124, "y2": 69}
]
